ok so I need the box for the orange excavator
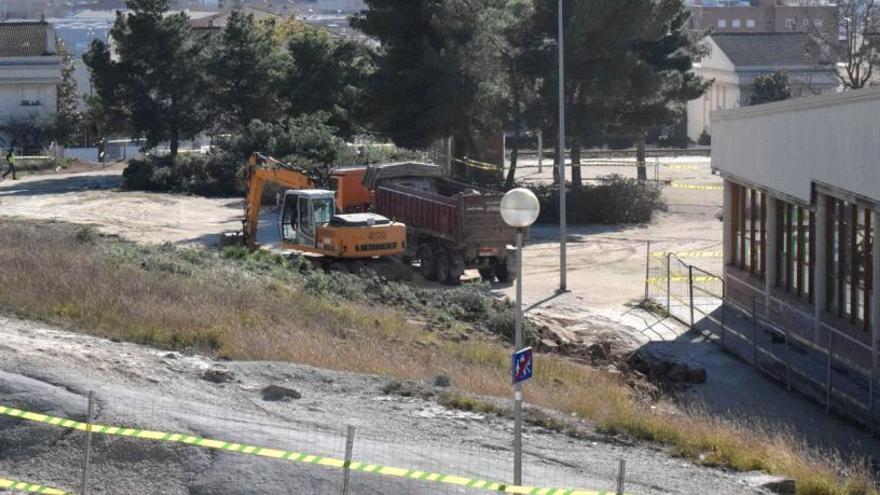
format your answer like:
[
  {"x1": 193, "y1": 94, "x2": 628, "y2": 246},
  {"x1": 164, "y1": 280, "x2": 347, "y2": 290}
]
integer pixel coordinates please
[{"x1": 240, "y1": 153, "x2": 406, "y2": 272}]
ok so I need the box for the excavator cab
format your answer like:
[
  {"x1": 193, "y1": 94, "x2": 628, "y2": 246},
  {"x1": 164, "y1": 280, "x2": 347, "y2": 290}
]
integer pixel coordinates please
[{"x1": 279, "y1": 189, "x2": 335, "y2": 248}]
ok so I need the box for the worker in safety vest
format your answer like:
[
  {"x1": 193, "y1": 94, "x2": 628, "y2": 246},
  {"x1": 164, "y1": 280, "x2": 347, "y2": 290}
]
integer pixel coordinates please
[{"x1": 1, "y1": 148, "x2": 15, "y2": 180}]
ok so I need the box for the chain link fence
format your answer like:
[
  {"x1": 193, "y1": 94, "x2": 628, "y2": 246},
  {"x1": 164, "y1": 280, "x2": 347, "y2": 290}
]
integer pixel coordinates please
[
  {"x1": 646, "y1": 251, "x2": 880, "y2": 428},
  {"x1": 0, "y1": 390, "x2": 644, "y2": 495}
]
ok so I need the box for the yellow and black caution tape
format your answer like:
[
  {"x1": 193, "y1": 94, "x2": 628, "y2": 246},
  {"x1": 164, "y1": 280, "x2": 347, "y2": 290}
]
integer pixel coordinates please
[
  {"x1": 650, "y1": 251, "x2": 723, "y2": 259},
  {"x1": 0, "y1": 405, "x2": 619, "y2": 495},
  {"x1": 0, "y1": 478, "x2": 69, "y2": 494},
  {"x1": 663, "y1": 164, "x2": 704, "y2": 171},
  {"x1": 453, "y1": 158, "x2": 501, "y2": 172},
  {"x1": 670, "y1": 183, "x2": 723, "y2": 191}
]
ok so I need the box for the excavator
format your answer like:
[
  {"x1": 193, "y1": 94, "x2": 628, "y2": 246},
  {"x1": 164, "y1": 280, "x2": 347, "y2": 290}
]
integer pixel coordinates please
[{"x1": 239, "y1": 153, "x2": 406, "y2": 272}]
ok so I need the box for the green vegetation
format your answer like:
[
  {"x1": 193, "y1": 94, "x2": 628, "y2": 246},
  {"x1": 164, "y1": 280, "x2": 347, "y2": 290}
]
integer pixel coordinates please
[
  {"x1": 533, "y1": 174, "x2": 666, "y2": 225},
  {"x1": 0, "y1": 219, "x2": 874, "y2": 494}
]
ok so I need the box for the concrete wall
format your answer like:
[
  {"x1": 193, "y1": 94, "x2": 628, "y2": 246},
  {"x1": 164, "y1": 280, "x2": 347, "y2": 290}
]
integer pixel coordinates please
[
  {"x1": 0, "y1": 57, "x2": 61, "y2": 125},
  {"x1": 712, "y1": 88, "x2": 880, "y2": 204}
]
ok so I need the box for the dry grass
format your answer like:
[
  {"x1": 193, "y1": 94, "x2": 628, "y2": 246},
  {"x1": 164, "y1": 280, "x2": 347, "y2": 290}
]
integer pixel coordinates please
[{"x1": 0, "y1": 219, "x2": 875, "y2": 495}]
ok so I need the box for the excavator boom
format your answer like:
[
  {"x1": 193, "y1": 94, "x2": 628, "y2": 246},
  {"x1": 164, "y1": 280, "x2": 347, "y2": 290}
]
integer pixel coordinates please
[{"x1": 243, "y1": 153, "x2": 316, "y2": 249}]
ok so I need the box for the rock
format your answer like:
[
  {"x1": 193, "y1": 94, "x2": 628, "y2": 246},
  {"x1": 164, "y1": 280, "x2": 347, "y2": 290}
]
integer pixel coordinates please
[
  {"x1": 261, "y1": 385, "x2": 302, "y2": 401},
  {"x1": 163, "y1": 352, "x2": 178, "y2": 359},
  {"x1": 433, "y1": 375, "x2": 451, "y2": 388},
  {"x1": 666, "y1": 363, "x2": 691, "y2": 383},
  {"x1": 688, "y1": 368, "x2": 707, "y2": 384},
  {"x1": 629, "y1": 344, "x2": 708, "y2": 385},
  {"x1": 202, "y1": 368, "x2": 234, "y2": 384},
  {"x1": 745, "y1": 473, "x2": 796, "y2": 494}
]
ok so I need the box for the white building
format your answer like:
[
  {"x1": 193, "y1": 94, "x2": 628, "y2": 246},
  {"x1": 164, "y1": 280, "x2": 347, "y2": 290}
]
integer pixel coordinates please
[
  {"x1": 0, "y1": 21, "x2": 62, "y2": 126},
  {"x1": 687, "y1": 32, "x2": 838, "y2": 142},
  {"x1": 714, "y1": 88, "x2": 880, "y2": 381}
]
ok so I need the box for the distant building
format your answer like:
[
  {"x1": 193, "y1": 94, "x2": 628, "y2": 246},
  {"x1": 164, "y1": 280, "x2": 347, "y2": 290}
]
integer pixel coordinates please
[
  {"x1": 686, "y1": 32, "x2": 838, "y2": 141},
  {"x1": 0, "y1": 21, "x2": 62, "y2": 126},
  {"x1": 686, "y1": 0, "x2": 838, "y2": 38},
  {"x1": 713, "y1": 88, "x2": 880, "y2": 406},
  {"x1": 291, "y1": 0, "x2": 366, "y2": 14}
]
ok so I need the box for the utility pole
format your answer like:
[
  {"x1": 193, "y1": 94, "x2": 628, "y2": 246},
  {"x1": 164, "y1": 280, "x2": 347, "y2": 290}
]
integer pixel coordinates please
[{"x1": 557, "y1": 0, "x2": 567, "y2": 293}]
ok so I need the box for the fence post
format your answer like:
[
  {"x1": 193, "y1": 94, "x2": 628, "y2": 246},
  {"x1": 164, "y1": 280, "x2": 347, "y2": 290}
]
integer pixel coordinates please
[
  {"x1": 752, "y1": 297, "x2": 758, "y2": 367},
  {"x1": 720, "y1": 282, "x2": 726, "y2": 350},
  {"x1": 644, "y1": 241, "x2": 651, "y2": 302},
  {"x1": 342, "y1": 425, "x2": 355, "y2": 495},
  {"x1": 80, "y1": 391, "x2": 95, "y2": 495},
  {"x1": 616, "y1": 459, "x2": 626, "y2": 495},
  {"x1": 785, "y1": 327, "x2": 792, "y2": 391},
  {"x1": 826, "y1": 332, "x2": 833, "y2": 413},
  {"x1": 688, "y1": 265, "x2": 695, "y2": 329},
  {"x1": 666, "y1": 254, "x2": 671, "y2": 315}
]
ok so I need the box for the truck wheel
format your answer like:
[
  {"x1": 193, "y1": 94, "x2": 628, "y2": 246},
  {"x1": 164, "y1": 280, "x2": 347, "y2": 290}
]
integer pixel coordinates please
[
  {"x1": 479, "y1": 268, "x2": 496, "y2": 282},
  {"x1": 434, "y1": 250, "x2": 451, "y2": 285},
  {"x1": 417, "y1": 244, "x2": 437, "y2": 281},
  {"x1": 495, "y1": 257, "x2": 516, "y2": 283},
  {"x1": 445, "y1": 251, "x2": 465, "y2": 286}
]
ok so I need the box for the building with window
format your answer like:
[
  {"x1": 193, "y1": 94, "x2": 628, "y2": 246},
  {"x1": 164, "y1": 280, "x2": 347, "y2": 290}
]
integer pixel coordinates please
[
  {"x1": 0, "y1": 21, "x2": 61, "y2": 126},
  {"x1": 686, "y1": 32, "x2": 838, "y2": 141},
  {"x1": 713, "y1": 87, "x2": 880, "y2": 372},
  {"x1": 685, "y1": 0, "x2": 838, "y2": 37}
]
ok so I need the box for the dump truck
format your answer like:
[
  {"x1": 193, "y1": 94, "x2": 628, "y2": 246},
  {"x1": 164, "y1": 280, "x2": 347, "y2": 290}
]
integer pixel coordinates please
[
  {"x1": 333, "y1": 163, "x2": 518, "y2": 285},
  {"x1": 235, "y1": 153, "x2": 407, "y2": 273}
]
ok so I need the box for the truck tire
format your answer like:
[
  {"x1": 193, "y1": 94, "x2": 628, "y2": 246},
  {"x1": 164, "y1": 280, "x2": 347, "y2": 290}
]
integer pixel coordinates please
[
  {"x1": 479, "y1": 268, "x2": 496, "y2": 282},
  {"x1": 434, "y1": 250, "x2": 451, "y2": 285},
  {"x1": 417, "y1": 244, "x2": 437, "y2": 281},
  {"x1": 495, "y1": 256, "x2": 516, "y2": 283},
  {"x1": 445, "y1": 251, "x2": 465, "y2": 286}
]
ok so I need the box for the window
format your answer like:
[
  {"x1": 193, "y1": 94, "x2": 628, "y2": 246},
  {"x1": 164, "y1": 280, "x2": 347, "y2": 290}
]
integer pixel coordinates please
[
  {"x1": 746, "y1": 19, "x2": 756, "y2": 28},
  {"x1": 813, "y1": 18, "x2": 824, "y2": 28},
  {"x1": 718, "y1": 19, "x2": 727, "y2": 28},
  {"x1": 776, "y1": 201, "x2": 815, "y2": 302},
  {"x1": 732, "y1": 19, "x2": 741, "y2": 28},
  {"x1": 785, "y1": 18, "x2": 796, "y2": 29},
  {"x1": 825, "y1": 197, "x2": 873, "y2": 331},
  {"x1": 731, "y1": 183, "x2": 766, "y2": 279}
]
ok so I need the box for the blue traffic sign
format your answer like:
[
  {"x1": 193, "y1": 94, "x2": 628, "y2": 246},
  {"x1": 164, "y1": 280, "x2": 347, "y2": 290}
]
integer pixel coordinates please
[{"x1": 512, "y1": 347, "x2": 533, "y2": 384}]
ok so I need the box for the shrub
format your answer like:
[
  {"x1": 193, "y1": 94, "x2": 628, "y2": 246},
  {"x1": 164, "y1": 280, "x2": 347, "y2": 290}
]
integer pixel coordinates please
[
  {"x1": 122, "y1": 153, "x2": 242, "y2": 196},
  {"x1": 533, "y1": 174, "x2": 666, "y2": 225},
  {"x1": 698, "y1": 130, "x2": 711, "y2": 146}
]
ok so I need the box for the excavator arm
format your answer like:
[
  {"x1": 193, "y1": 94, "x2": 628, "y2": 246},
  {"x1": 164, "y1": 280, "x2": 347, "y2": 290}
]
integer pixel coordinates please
[{"x1": 243, "y1": 153, "x2": 317, "y2": 249}]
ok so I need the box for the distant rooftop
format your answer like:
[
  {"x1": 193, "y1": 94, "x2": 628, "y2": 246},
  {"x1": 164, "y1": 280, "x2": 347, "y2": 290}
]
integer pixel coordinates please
[
  {"x1": 711, "y1": 32, "x2": 829, "y2": 67},
  {"x1": 0, "y1": 22, "x2": 53, "y2": 57}
]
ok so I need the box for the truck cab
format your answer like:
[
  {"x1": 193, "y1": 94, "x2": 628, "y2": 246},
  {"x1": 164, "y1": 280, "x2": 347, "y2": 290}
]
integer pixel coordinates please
[{"x1": 279, "y1": 189, "x2": 405, "y2": 259}]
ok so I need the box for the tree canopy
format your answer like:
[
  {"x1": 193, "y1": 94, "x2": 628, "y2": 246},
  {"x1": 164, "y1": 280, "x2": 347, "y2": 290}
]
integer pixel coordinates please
[{"x1": 749, "y1": 72, "x2": 793, "y2": 105}]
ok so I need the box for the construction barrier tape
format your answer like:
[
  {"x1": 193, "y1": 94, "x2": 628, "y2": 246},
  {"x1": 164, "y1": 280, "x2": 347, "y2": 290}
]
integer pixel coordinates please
[
  {"x1": 453, "y1": 158, "x2": 501, "y2": 172},
  {"x1": 0, "y1": 405, "x2": 620, "y2": 495},
  {"x1": 670, "y1": 183, "x2": 723, "y2": 191},
  {"x1": 0, "y1": 478, "x2": 69, "y2": 494},
  {"x1": 650, "y1": 251, "x2": 723, "y2": 259},
  {"x1": 647, "y1": 275, "x2": 720, "y2": 284}
]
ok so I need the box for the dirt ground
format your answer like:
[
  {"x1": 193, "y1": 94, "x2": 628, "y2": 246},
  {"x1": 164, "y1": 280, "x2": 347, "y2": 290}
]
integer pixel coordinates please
[{"x1": 2, "y1": 159, "x2": 878, "y2": 464}]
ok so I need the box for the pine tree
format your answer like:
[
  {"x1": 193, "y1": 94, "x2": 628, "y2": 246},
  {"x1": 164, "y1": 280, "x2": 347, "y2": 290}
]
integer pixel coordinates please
[
  {"x1": 84, "y1": 0, "x2": 209, "y2": 156},
  {"x1": 208, "y1": 11, "x2": 282, "y2": 133},
  {"x1": 55, "y1": 38, "x2": 81, "y2": 145}
]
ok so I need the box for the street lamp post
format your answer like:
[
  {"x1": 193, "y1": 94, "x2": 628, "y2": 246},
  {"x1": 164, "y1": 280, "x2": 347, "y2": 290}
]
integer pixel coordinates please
[
  {"x1": 557, "y1": 0, "x2": 567, "y2": 293},
  {"x1": 500, "y1": 188, "x2": 540, "y2": 486}
]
